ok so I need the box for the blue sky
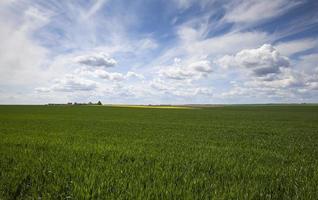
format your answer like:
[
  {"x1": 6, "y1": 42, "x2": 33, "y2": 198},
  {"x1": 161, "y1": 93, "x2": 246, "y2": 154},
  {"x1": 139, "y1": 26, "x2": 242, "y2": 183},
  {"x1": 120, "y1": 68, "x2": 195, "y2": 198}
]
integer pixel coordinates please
[{"x1": 0, "y1": 0, "x2": 318, "y2": 104}]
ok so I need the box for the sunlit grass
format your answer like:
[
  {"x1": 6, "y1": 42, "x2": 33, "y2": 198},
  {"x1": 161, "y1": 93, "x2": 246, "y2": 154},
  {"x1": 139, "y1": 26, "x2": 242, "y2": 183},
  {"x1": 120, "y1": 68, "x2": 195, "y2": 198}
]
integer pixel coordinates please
[{"x1": 0, "y1": 105, "x2": 318, "y2": 199}]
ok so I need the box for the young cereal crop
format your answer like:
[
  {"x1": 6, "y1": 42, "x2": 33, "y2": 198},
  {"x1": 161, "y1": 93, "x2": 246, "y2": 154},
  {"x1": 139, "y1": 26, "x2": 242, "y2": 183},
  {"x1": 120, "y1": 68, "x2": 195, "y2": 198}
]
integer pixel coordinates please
[{"x1": 0, "y1": 105, "x2": 318, "y2": 199}]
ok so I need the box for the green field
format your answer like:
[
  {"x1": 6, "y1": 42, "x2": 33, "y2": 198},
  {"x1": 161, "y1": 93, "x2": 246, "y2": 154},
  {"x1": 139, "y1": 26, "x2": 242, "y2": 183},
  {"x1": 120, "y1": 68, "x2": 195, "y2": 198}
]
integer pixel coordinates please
[{"x1": 1, "y1": 105, "x2": 318, "y2": 199}]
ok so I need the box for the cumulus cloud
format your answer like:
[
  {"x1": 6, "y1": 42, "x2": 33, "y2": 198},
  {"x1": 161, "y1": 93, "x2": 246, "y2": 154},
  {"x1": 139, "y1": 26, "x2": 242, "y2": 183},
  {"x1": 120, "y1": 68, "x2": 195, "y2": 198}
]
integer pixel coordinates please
[
  {"x1": 96, "y1": 70, "x2": 144, "y2": 81},
  {"x1": 212, "y1": 44, "x2": 318, "y2": 102},
  {"x1": 222, "y1": 69, "x2": 318, "y2": 103},
  {"x1": 189, "y1": 60, "x2": 213, "y2": 73},
  {"x1": 217, "y1": 44, "x2": 290, "y2": 77},
  {"x1": 75, "y1": 52, "x2": 117, "y2": 68},
  {"x1": 245, "y1": 69, "x2": 305, "y2": 89},
  {"x1": 94, "y1": 70, "x2": 125, "y2": 81},
  {"x1": 53, "y1": 75, "x2": 97, "y2": 92},
  {"x1": 74, "y1": 67, "x2": 144, "y2": 82},
  {"x1": 160, "y1": 59, "x2": 212, "y2": 80},
  {"x1": 218, "y1": 59, "x2": 318, "y2": 103},
  {"x1": 153, "y1": 29, "x2": 270, "y2": 68},
  {"x1": 160, "y1": 68, "x2": 192, "y2": 80},
  {"x1": 36, "y1": 75, "x2": 98, "y2": 92}
]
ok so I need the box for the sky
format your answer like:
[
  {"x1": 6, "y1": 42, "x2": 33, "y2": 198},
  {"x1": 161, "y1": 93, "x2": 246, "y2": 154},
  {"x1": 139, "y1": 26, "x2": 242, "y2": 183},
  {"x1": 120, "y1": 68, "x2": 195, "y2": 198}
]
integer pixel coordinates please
[{"x1": 0, "y1": 0, "x2": 318, "y2": 104}]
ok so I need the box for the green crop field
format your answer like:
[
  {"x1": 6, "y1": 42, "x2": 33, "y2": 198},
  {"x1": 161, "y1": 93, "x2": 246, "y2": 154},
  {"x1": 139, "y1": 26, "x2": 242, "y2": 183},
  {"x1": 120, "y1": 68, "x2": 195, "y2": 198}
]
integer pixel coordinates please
[{"x1": 0, "y1": 105, "x2": 318, "y2": 199}]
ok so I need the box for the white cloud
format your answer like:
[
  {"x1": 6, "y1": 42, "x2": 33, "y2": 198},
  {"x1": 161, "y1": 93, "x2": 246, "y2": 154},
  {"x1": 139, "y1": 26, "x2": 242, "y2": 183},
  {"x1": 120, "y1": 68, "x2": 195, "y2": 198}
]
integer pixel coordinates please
[
  {"x1": 150, "y1": 78, "x2": 175, "y2": 91},
  {"x1": 94, "y1": 70, "x2": 125, "y2": 81},
  {"x1": 0, "y1": 5, "x2": 49, "y2": 86},
  {"x1": 126, "y1": 71, "x2": 145, "y2": 79},
  {"x1": 297, "y1": 54, "x2": 318, "y2": 90},
  {"x1": 275, "y1": 38, "x2": 318, "y2": 56},
  {"x1": 159, "y1": 59, "x2": 212, "y2": 80},
  {"x1": 75, "y1": 52, "x2": 117, "y2": 68},
  {"x1": 224, "y1": 0, "x2": 300, "y2": 24},
  {"x1": 24, "y1": 7, "x2": 52, "y2": 29},
  {"x1": 245, "y1": 69, "x2": 305, "y2": 89},
  {"x1": 96, "y1": 70, "x2": 144, "y2": 81},
  {"x1": 173, "y1": 0, "x2": 193, "y2": 9},
  {"x1": 217, "y1": 44, "x2": 290, "y2": 77},
  {"x1": 138, "y1": 38, "x2": 158, "y2": 50},
  {"x1": 37, "y1": 75, "x2": 98, "y2": 93},
  {"x1": 53, "y1": 75, "x2": 97, "y2": 92},
  {"x1": 189, "y1": 60, "x2": 213, "y2": 73},
  {"x1": 75, "y1": 67, "x2": 144, "y2": 82},
  {"x1": 216, "y1": 52, "x2": 318, "y2": 103},
  {"x1": 213, "y1": 44, "x2": 318, "y2": 102},
  {"x1": 153, "y1": 30, "x2": 270, "y2": 69},
  {"x1": 298, "y1": 54, "x2": 318, "y2": 73},
  {"x1": 150, "y1": 78, "x2": 213, "y2": 98},
  {"x1": 197, "y1": 32, "x2": 270, "y2": 55},
  {"x1": 160, "y1": 68, "x2": 193, "y2": 80}
]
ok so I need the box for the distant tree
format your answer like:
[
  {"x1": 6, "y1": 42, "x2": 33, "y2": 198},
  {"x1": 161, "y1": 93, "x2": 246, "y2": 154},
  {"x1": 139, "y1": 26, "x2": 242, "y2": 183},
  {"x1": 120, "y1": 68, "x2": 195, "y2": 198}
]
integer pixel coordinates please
[{"x1": 97, "y1": 101, "x2": 102, "y2": 105}]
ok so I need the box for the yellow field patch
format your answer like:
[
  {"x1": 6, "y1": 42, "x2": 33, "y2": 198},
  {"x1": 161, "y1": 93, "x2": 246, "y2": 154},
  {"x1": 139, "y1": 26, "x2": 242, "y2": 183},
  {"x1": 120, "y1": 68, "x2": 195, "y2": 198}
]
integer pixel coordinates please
[{"x1": 108, "y1": 105, "x2": 195, "y2": 109}]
